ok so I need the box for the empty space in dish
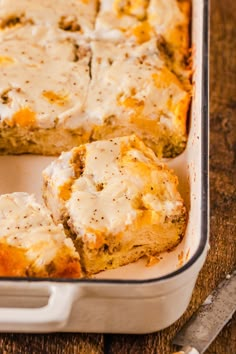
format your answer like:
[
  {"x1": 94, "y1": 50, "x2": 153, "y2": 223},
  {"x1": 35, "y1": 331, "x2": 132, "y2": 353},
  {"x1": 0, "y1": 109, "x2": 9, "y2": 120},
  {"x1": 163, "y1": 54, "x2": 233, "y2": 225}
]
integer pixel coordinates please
[{"x1": 0, "y1": 122, "x2": 201, "y2": 281}]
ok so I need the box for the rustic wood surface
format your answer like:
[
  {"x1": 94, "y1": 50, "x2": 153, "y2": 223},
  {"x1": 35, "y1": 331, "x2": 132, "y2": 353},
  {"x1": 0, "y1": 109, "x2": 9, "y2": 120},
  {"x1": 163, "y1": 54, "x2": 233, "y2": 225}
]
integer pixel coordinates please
[{"x1": 0, "y1": 0, "x2": 235, "y2": 353}]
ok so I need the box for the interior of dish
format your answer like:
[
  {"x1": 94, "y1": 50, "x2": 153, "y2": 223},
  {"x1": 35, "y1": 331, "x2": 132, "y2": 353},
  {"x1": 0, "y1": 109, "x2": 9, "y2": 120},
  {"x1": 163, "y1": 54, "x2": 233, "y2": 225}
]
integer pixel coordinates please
[{"x1": 0, "y1": 1, "x2": 205, "y2": 281}]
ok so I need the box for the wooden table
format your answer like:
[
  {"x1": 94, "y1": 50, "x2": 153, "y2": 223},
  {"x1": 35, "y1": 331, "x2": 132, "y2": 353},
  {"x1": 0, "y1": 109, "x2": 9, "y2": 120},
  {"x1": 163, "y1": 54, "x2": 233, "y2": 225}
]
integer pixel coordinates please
[{"x1": 0, "y1": 0, "x2": 235, "y2": 353}]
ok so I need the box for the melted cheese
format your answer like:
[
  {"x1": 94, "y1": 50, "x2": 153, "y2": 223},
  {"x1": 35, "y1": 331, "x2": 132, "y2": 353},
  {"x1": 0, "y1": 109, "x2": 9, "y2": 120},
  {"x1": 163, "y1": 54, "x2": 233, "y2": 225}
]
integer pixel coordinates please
[
  {"x1": 130, "y1": 21, "x2": 152, "y2": 44},
  {"x1": 0, "y1": 0, "x2": 98, "y2": 36},
  {"x1": 148, "y1": 0, "x2": 190, "y2": 48},
  {"x1": 0, "y1": 56, "x2": 14, "y2": 64},
  {"x1": 10, "y1": 107, "x2": 36, "y2": 127},
  {"x1": 42, "y1": 91, "x2": 69, "y2": 106},
  {"x1": 148, "y1": 0, "x2": 184, "y2": 34},
  {"x1": 0, "y1": 193, "x2": 81, "y2": 278},
  {"x1": 59, "y1": 179, "x2": 73, "y2": 201},
  {"x1": 82, "y1": 40, "x2": 189, "y2": 137},
  {"x1": 43, "y1": 135, "x2": 185, "y2": 247},
  {"x1": 0, "y1": 0, "x2": 190, "y2": 157},
  {"x1": 95, "y1": 0, "x2": 189, "y2": 48},
  {"x1": 0, "y1": 26, "x2": 91, "y2": 129},
  {"x1": 0, "y1": 243, "x2": 29, "y2": 277},
  {"x1": 95, "y1": 0, "x2": 143, "y2": 42},
  {"x1": 114, "y1": 0, "x2": 149, "y2": 20}
]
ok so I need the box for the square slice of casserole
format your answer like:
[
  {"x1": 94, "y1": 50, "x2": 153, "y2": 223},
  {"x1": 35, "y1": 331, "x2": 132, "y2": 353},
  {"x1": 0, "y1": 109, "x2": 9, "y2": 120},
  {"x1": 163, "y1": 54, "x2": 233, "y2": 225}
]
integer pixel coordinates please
[
  {"x1": 0, "y1": 0, "x2": 98, "y2": 37},
  {"x1": 43, "y1": 135, "x2": 187, "y2": 275},
  {"x1": 96, "y1": 0, "x2": 189, "y2": 45},
  {"x1": 0, "y1": 26, "x2": 92, "y2": 155},
  {"x1": 0, "y1": 192, "x2": 82, "y2": 278},
  {"x1": 86, "y1": 40, "x2": 190, "y2": 158},
  {"x1": 95, "y1": 0, "x2": 191, "y2": 80}
]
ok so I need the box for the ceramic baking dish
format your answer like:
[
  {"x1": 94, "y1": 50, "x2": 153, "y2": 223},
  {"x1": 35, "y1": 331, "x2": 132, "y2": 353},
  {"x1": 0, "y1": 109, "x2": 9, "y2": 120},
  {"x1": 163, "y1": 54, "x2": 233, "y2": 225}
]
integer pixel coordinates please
[{"x1": 0, "y1": 0, "x2": 209, "y2": 333}]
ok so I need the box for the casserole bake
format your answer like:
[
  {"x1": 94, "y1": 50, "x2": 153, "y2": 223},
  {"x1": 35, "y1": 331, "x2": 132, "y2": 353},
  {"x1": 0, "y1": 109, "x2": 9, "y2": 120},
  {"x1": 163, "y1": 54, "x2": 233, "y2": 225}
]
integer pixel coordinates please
[
  {"x1": 0, "y1": 25, "x2": 92, "y2": 155},
  {"x1": 83, "y1": 39, "x2": 190, "y2": 158},
  {"x1": 0, "y1": 0, "x2": 191, "y2": 158},
  {"x1": 42, "y1": 135, "x2": 187, "y2": 274},
  {"x1": 0, "y1": 192, "x2": 82, "y2": 278},
  {"x1": 0, "y1": 0, "x2": 208, "y2": 333},
  {"x1": 0, "y1": 0, "x2": 97, "y2": 36}
]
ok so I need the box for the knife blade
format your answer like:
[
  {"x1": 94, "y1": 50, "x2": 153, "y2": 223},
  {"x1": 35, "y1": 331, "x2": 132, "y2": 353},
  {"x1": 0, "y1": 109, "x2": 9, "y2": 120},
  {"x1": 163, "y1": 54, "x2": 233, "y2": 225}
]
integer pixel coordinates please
[{"x1": 172, "y1": 270, "x2": 236, "y2": 354}]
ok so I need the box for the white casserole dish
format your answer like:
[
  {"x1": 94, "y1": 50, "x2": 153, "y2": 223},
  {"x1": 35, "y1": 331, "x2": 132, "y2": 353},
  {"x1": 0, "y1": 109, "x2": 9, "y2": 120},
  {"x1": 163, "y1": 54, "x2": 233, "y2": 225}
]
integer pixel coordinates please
[{"x1": 0, "y1": 0, "x2": 209, "y2": 333}]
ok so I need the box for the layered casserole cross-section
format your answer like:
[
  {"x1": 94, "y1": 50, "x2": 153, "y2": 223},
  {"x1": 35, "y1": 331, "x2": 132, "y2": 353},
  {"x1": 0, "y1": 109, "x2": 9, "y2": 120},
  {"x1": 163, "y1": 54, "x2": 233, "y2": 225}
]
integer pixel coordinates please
[
  {"x1": 88, "y1": 40, "x2": 190, "y2": 157},
  {"x1": 0, "y1": 192, "x2": 82, "y2": 278},
  {"x1": 0, "y1": 26, "x2": 92, "y2": 155},
  {"x1": 43, "y1": 135, "x2": 187, "y2": 274}
]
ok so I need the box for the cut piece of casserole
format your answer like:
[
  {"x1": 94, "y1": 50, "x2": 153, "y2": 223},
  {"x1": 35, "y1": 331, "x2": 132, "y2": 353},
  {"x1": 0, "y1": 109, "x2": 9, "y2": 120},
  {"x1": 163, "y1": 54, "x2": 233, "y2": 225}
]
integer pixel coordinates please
[
  {"x1": 43, "y1": 135, "x2": 187, "y2": 275},
  {"x1": 96, "y1": 0, "x2": 190, "y2": 47},
  {"x1": 0, "y1": 192, "x2": 82, "y2": 278},
  {"x1": 0, "y1": 0, "x2": 98, "y2": 37},
  {"x1": 87, "y1": 40, "x2": 190, "y2": 158},
  {"x1": 0, "y1": 32, "x2": 189, "y2": 157},
  {"x1": 95, "y1": 0, "x2": 191, "y2": 80},
  {"x1": 0, "y1": 1, "x2": 191, "y2": 158},
  {"x1": 0, "y1": 26, "x2": 92, "y2": 155}
]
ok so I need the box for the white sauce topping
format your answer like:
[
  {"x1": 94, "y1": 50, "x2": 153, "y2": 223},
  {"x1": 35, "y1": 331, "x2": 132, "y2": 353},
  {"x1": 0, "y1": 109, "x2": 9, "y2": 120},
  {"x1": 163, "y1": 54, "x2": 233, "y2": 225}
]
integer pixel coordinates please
[
  {"x1": 44, "y1": 136, "x2": 184, "y2": 241},
  {"x1": 148, "y1": 0, "x2": 185, "y2": 34},
  {"x1": 68, "y1": 139, "x2": 140, "y2": 235},
  {"x1": 0, "y1": 193, "x2": 78, "y2": 267},
  {"x1": 95, "y1": 0, "x2": 185, "y2": 42},
  {"x1": 0, "y1": 26, "x2": 91, "y2": 129},
  {"x1": 79, "y1": 40, "x2": 187, "y2": 132},
  {"x1": 0, "y1": 0, "x2": 97, "y2": 36}
]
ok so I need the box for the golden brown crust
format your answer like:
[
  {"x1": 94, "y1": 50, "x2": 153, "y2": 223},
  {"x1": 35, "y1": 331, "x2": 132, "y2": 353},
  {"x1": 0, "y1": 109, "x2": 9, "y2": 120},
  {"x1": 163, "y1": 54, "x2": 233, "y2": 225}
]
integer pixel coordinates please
[
  {"x1": 75, "y1": 212, "x2": 187, "y2": 275},
  {"x1": 0, "y1": 242, "x2": 82, "y2": 278},
  {"x1": 0, "y1": 124, "x2": 91, "y2": 156}
]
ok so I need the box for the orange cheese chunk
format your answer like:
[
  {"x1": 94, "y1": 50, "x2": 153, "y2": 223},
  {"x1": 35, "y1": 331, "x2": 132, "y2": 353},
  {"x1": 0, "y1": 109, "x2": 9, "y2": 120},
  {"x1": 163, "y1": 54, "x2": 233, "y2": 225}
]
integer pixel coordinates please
[
  {"x1": 135, "y1": 210, "x2": 161, "y2": 226},
  {"x1": 130, "y1": 21, "x2": 152, "y2": 44},
  {"x1": 10, "y1": 108, "x2": 36, "y2": 127},
  {"x1": 46, "y1": 248, "x2": 82, "y2": 278},
  {"x1": 42, "y1": 91, "x2": 68, "y2": 106},
  {"x1": 117, "y1": 94, "x2": 144, "y2": 111},
  {"x1": 152, "y1": 68, "x2": 184, "y2": 90},
  {"x1": 152, "y1": 68, "x2": 190, "y2": 130},
  {"x1": 0, "y1": 56, "x2": 14, "y2": 65},
  {"x1": 59, "y1": 180, "x2": 73, "y2": 201},
  {"x1": 0, "y1": 243, "x2": 29, "y2": 277},
  {"x1": 146, "y1": 255, "x2": 161, "y2": 267}
]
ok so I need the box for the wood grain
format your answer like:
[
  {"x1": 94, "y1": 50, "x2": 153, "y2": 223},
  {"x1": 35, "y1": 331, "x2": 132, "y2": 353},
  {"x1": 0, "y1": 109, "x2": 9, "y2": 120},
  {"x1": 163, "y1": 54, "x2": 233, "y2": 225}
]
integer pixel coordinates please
[
  {"x1": 0, "y1": 334, "x2": 104, "y2": 354},
  {"x1": 0, "y1": 0, "x2": 235, "y2": 353}
]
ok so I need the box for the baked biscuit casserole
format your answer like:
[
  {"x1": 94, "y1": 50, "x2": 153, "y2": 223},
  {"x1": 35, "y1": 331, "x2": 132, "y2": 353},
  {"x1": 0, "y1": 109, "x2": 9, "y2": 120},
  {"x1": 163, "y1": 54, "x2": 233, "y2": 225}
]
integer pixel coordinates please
[
  {"x1": 88, "y1": 40, "x2": 190, "y2": 157},
  {"x1": 0, "y1": 192, "x2": 82, "y2": 278},
  {"x1": 0, "y1": 0, "x2": 98, "y2": 36},
  {"x1": 0, "y1": 26, "x2": 92, "y2": 155},
  {"x1": 43, "y1": 135, "x2": 187, "y2": 274},
  {"x1": 95, "y1": 0, "x2": 191, "y2": 80},
  {"x1": 0, "y1": 0, "x2": 191, "y2": 158}
]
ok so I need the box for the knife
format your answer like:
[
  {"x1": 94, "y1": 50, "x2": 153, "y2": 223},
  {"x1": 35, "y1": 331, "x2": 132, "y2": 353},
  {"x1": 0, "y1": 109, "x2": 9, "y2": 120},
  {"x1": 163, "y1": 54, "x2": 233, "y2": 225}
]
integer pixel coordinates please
[{"x1": 172, "y1": 270, "x2": 236, "y2": 354}]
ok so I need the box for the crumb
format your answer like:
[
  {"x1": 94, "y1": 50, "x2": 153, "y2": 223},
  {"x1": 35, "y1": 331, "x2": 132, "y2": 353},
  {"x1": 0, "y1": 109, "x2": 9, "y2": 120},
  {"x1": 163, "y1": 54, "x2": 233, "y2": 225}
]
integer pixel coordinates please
[{"x1": 146, "y1": 255, "x2": 160, "y2": 267}]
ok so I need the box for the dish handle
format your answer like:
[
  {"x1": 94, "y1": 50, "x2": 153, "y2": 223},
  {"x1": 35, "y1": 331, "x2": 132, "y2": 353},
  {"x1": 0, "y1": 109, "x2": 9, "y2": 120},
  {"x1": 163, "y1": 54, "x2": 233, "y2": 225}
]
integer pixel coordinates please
[{"x1": 0, "y1": 282, "x2": 76, "y2": 332}]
